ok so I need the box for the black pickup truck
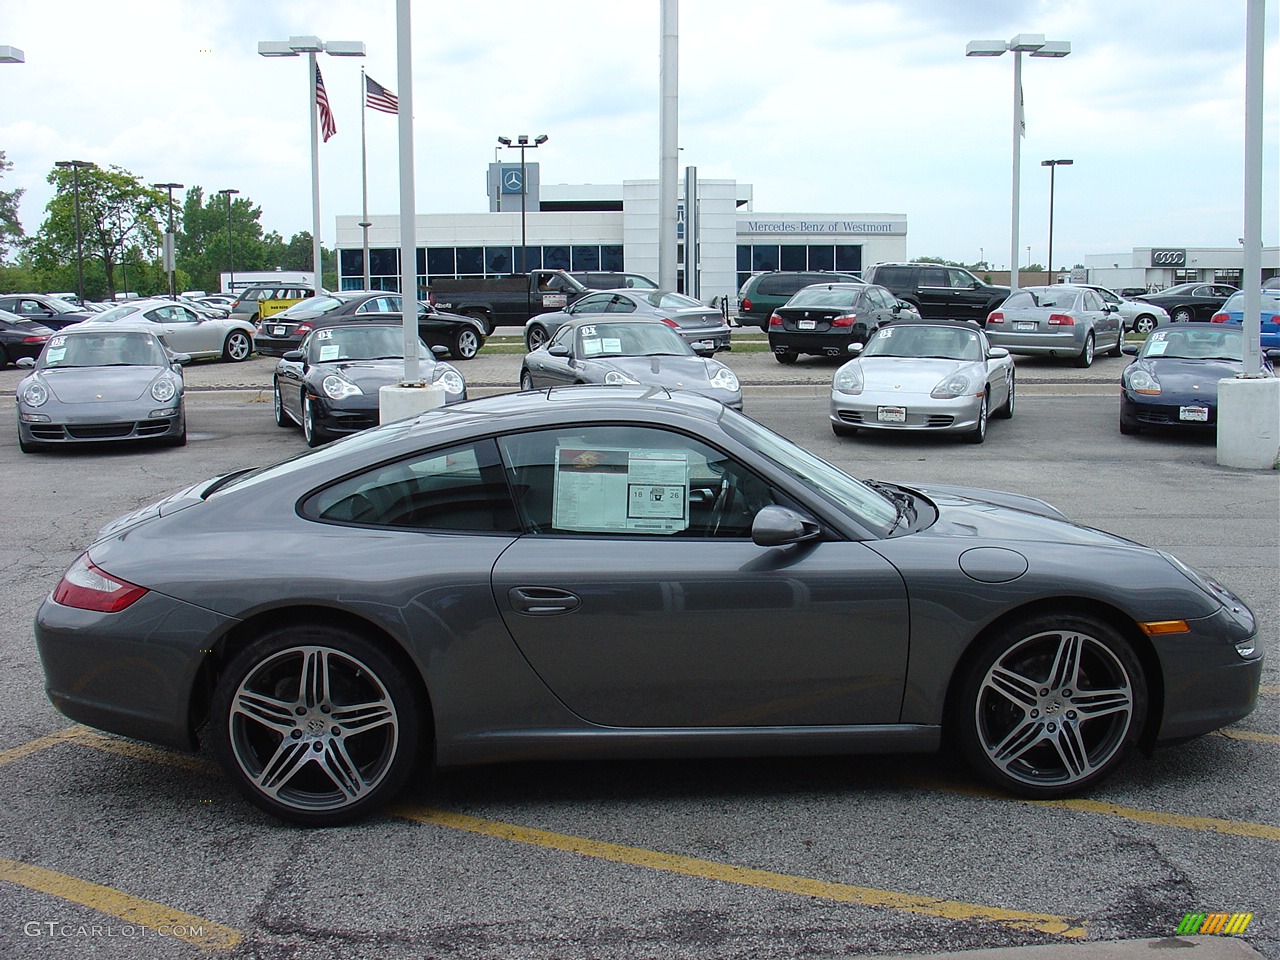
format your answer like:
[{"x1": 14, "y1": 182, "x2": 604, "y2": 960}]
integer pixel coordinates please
[{"x1": 427, "y1": 270, "x2": 657, "y2": 334}]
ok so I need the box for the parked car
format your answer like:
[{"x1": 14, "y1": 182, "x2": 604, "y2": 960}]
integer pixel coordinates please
[
  {"x1": 0, "y1": 293, "x2": 97, "y2": 330},
  {"x1": 0, "y1": 309, "x2": 54, "y2": 367},
  {"x1": 523, "y1": 290, "x2": 732, "y2": 353},
  {"x1": 736, "y1": 271, "x2": 862, "y2": 331},
  {"x1": 519, "y1": 317, "x2": 742, "y2": 409},
  {"x1": 228, "y1": 283, "x2": 319, "y2": 325},
  {"x1": 862, "y1": 263, "x2": 1009, "y2": 325},
  {"x1": 1134, "y1": 282, "x2": 1238, "y2": 323},
  {"x1": 830, "y1": 319, "x2": 1013, "y2": 443},
  {"x1": 985, "y1": 285, "x2": 1124, "y2": 367},
  {"x1": 1119, "y1": 323, "x2": 1276, "y2": 435},
  {"x1": 76, "y1": 298, "x2": 256, "y2": 362},
  {"x1": 1262, "y1": 276, "x2": 1280, "y2": 290},
  {"x1": 1078, "y1": 284, "x2": 1169, "y2": 335},
  {"x1": 255, "y1": 291, "x2": 486, "y2": 360},
  {"x1": 14, "y1": 325, "x2": 187, "y2": 452},
  {"x1": 33, "y1": 386, "x2": 1261, "y2": 825},
  {"x1": 273, "y1": 321, "x2": 466, "y2": 447},
  {"x1": 768, "y1": 282, "x2": 908, "y2": 363},
  {"x1": 428, "y1": 269, "x2": 659, "y2": 334},
  {"x1": 1210, "y1": 289, "x2": 1280, "y2": 350}
]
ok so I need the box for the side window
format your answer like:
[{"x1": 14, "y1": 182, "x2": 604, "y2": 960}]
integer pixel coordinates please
[
  {"x1": 571, "y1": 294, "x2": 613, "y2": 314},
  {"x1": 496, "y1": 425, "x2": 778, "y2": 539},
  {"x1": 1083, "y1": 291, "x2": 1102, "y2": 311},
  {"x1": 147, "y1": 307, "x2": 175, "y2": 322},
  {"x1": 948, "y1": 269, "x2": 976, "y2": 288},
  {"x1": 548, "y1": 324, "x2": 573, "y2": 349},
  {"x1": 921, "y1": 268, "x2": 949, "y2": 287},
  {"x1": 607, "y1": 295, "x2": 637, "y2": 314},
  {"x1": 304, "y1": 440, "x2": 520, "y2": 532}
]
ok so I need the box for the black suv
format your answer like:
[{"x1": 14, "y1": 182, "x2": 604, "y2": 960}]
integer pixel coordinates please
[
  {"x1": 862, "y1": 263, "x2": 1008, "y2": 325},
  {"x1": 736, "y1": 271, "x2": 861, "y2": 330}
]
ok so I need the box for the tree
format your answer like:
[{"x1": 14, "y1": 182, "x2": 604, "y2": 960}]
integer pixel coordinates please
[
  {"x1": 28, "y1": 165, "x2": 166, "y2": 299},
  {"x1": 0, "y1": 151, "x2": 23, "y2": 262}
]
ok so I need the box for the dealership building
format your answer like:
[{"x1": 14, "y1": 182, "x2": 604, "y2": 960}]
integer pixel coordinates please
[
  {"x1": 1081, "y1": 246, "x2": 1279, "y2": 292},
  {"x1": 335, "y1": 164, "x2": 908, "y2": 302}
]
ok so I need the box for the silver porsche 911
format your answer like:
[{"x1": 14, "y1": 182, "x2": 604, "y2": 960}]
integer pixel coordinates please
[
  {"x1": 14, "y1": 325, "x2": 188, "y2": 452},
  {"x1": 830, "y1": 319, "x2": 1015, "y2": 443}
]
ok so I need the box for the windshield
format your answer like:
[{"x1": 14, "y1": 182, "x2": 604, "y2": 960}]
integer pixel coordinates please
[
  {"x1": 786, "y1": 287, "x2": 860, "y2": 308},
  {"x1": 1221, "y1": 291, "x2": 1280, "y2": 312},
  {"x1": 40, "y1": 331, "x2": 168, "y2": 368},
  {"x1": 721, "y1": 411, "x2": 899, "y2": 534},
  {"x1": 1139, "y1": 327, "x2": 1243, "y2": 361},
  {"x1": 641, "y1": 291, "x2": 704, "y2": 310},
  {"x1": 43, "y1": 296, "x2": 82, "y2": 313},
  {"x1": 576, "y1": 321, "x2": 693, "y2": 358},
  {"x1": 92, "y1": 305, "x2": 143, "y2": 323},
  {"x1": 862, "y1": 324, "x2": 983, "y2": 361},
  {"x1": 306, "y1": 325, "x2": 431, "y2": 362}
]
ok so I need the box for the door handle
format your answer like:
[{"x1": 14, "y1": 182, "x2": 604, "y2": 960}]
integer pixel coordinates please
[{"x1": 507, "y1": 586, "x2": 581, "y2": 615}]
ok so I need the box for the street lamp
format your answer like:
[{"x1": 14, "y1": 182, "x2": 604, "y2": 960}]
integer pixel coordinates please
[
  {"x1": 497, "y1": 134, "x2": 548, "y2": 276},
  {"x1": 152, "y1": 182, "x2": 184, "y2": 299},
  {"x1": 258, "y1": 35, "x2": 365, "y2": 291},
  {"x1": 966, "y1": 33, "x2": 1071, "y2": 292},
  {"x1": 1040, "y1": 159, "x2": 1073, "y2": 283},
  {"x1": 55, "y1": 160, "x2": 95, "y2": 304},
  {"x1": 217, "y1": 189, "x2": 239, "y2": 294}
]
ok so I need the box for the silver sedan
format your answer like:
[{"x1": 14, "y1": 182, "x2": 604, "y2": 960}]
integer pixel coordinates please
[
  {"x1": 524, "y1": 289, "x2": 732, "y2": 353},
  {"x1": 830, "y1": 320, "x2": 1014, "y2": 443},
  {"x1": 984, "y1": 285, "x2": 1124, "y2": 367},
  {"x1": 72, "y1": 298, "x2": 257, "y2": 362}
]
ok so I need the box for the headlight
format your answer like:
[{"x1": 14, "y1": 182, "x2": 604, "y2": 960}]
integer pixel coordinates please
[
  {"x1": 604, "y1": 370, "x2": 640, "y2": 385},
  {"x1": 709, "y1": 367, "x2": 739, "y2": 392},
  {"x1": 432, "y1": 368, "x2": 465, "y2": 395},
  {"x1": 931, "y1": 373, "x2": 974, "y2": 399},
  {"x1": 832, "y1": 363, "x2": 864, "y2": 395},
  {"x1": 322, "y1": 375, "x2": 363, "y2": 400},
  {"x1": 150, "y1": 378, "x2": 177, "y2": 403},
  {"x1": 1126, "y1": 368, "x2": 1160, "y2": 395},
  {"x1": 1162, "y1": 552, "x2": 1234, "y2": 607},
  {"x1": 22, "y1": 380, "x2": 49, "y2": 407}
]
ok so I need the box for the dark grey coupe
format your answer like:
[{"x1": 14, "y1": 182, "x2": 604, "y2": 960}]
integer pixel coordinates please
[
  {"x1": 34, "y1": 388, "x2": 1261, "y2": 825},
  {"x1": 519, "y1": 317, "x2": 743, "y2": 409}
]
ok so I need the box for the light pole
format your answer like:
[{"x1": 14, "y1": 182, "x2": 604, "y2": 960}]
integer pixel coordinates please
[
  {"x1": 497, "y1": 135, "x2": 548, "y2": 277},
  {"x1": 966, "y1": 33, "x2": 1071, "y2": 293},
  {"x1": 217, "y1": 189, "x2": 239, "y2": 294},
  {"x1": 1040, "y1": 159, "x2": 1072, "y2": 284},
  {"x1": 258, "y1": 35, "x2": 365, "y2": 291},
  {"x1": 152, "y1": 182, "x2": 184, "y2": 299},
  {"x1": 55, "y1": 160, "x2": 95, "y2": 305}
]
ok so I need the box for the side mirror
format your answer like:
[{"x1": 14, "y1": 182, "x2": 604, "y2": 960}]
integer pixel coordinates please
[
  {"x1": 281, "y1": 350, "x2": 305, "y2": 362},
  {"x1": 1121, "y1": 343, "x2": 1139, "y2": 356},
  {"x1": 170, "y1": 353, "x2": 192, "y2": 366},
  {"x1": 986, "y1": 346, "x2": 1010, "y2": 359},
  {"x1": 431, "y1": 344, "x2": 449, "y2": 356},
  {"x1": 847, "y1": 342, "x2": 864, "y2": 355},
  {"x1": 16, "y1": 357, "x2": 35, "y2": 368},
  {"x1": 751, "y1": 505, "x2": 822, "y2": 547},
  {"x1": 548, "y1": 344, "x2": 570, "y2": 358},
  {"x1": 1265, "y1": 349, "x2": 1280, "y2": 362}
]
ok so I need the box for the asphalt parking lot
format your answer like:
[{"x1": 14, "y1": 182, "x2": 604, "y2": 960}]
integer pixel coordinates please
[{"x1": 0, "y1": 352, "x2": 1276, "y2": 960}]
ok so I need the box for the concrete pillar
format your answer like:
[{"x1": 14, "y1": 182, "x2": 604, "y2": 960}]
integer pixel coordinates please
[{"x1": 1216, "y1": 377, "x2": 1280, "y2": 470}]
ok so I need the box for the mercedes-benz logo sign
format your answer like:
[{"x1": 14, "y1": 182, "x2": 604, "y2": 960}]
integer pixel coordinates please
[{"x1": 504, "y1": 170, "x2": 523, "y2": 190}]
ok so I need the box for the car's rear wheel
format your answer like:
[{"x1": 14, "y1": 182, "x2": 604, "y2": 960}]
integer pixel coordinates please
[
  {"x1": 955, "y1": 614, "x2": 1146, "y2": 798},
  {"x1": 1171, "y1": 307, "x2": 1194, "y2": 323},
  {"x1": 1109, "y1": 329, "x2": 1126, "y2": 357},
  {"x1": 1133, "y1": 314, "x2": 1158, "y2": 335},
  {"x1": 210, "y1": 625, "x2": 424, "y2": 826},
  {"x1": 223, "y1": 330, "x2": 252, "y2": 362},
  {"x1": 774, "y1": 350, "x2": 797, "y2": 365},
  {"x1": 1075, "y1": 333, "x2": 1095, "y2": 368},
  {"x1": 525, "y1": 324, "x2": 549, "y2": 353},
  {"x1": 451, "y1": 327, "x2": 482, "y2": 360}
]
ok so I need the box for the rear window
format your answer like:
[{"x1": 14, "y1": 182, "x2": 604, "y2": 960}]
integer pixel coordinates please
[
  {"x1": 786, "y1": 287, "x2": 860, "y2": 308},
  {"x1": 758, "y1": 273, "x2": 840, "y2": 297}
]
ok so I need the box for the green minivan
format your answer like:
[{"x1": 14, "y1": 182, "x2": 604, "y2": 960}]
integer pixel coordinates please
[{"x1": 736, "y1": 271, "x2": 862, "y2": 330}]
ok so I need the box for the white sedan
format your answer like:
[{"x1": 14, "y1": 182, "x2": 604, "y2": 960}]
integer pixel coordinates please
[
  {"x1": 830, "y1": 319, "x2": 1014, "y2": 444},
  {"x1": 1081, "y1": 284, "x2": 1169, "y2": 335},
  {"x1": 71, "y1": 298, "x2": 256, "y2": 362}
]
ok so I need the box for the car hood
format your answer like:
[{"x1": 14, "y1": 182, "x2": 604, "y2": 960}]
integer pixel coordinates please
[
  {"x1": 588, "y1": 355, "x2": 720, "y2": 386},
  {"x1": 312, "y1": 359, "x2": 419, "y2": 391},
  {"x1": 1133, "y1": 356, "x2": 1244, "y2": 393},
  {"x1": 41, "y1": 366, "x2": 165, "y2": 403},
  {"x1": 858, "y1": 357, "x2": 978, "y2": 392}
]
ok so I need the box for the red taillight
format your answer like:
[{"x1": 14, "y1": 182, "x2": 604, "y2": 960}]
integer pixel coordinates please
[
  {"x1": 987, "y1": 311, "x2": 1005, "y2": 324},
  {"x1": 768, "y1": 313, "x2": 783, "y2": 328},
  {"x1": 831, "y1": 314, "x2": 856, "y2": 328},
  {"x1": 659, "y1": 317, "x2": 679, "y2": 329},
  {"x1": 740, "y1": 297, "x2": 753, "y2": 312},
  {"x1": 23, "y1": 336, "x2": 49, "y2": 343},
  {"x1": 52, "y1": 555, "x2": 148, "y2": 613},
  {"x1": 1048, "y1": 313, "x2": 1075, "y2": 326},
  {"x1": 1210, "y1": 313, "x2": 1229, "y2": 323},
  {"x1": 294, "y1": 322, "x2": 312, "y2": 336}
]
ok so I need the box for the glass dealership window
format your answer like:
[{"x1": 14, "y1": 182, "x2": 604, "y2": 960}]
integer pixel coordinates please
[
  {"x1": 780, "y1": 245, "x2": 807, "y2": 271},
  {"x1": 369, "y1": 248, "x2": 399, "y2": 278},
  {"x1": 737, "y1": 246, "x2": 752, "y2": 272},
  {"x1": 515, "y1": 246, "x2": 542, "y2": 271},
  {"x1": 752, "y1": 246, "x2": 779, "y2": 271},
  {"x1": 485, "y1": 246, "x2": 514, "y2": 275},
  {"x1": 427, "y1": 248, "x2": 455, "y2": 277},
  {"x1": 455, "y1": 247, "x2": 484, "y2": 276},
  {"x1": 601, "y1": 246, "x2": 624, "y2": 271},
  {"x1": 572, "y1": 246, "x2": 601, "y2": 271},
  {"x1": 807, "y1": 246, "x2": 834, "y2": 271},
  {"x1": 544, "y1": 246, "x2": 571, "y2": 270},
  {"x1": 835, "y1": 245, "x2": 862, "y2": 273}
]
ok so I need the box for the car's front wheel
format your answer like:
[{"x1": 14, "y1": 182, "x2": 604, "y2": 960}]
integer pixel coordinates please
[
  {"x1": 1133, "y1": 314, "x2": 1158, "y2": 335},
  {"x1": 995, "y1": 371, "x2": 1015, "y2": 419},
  {"x1": 302, "y1": 394, "x2": 330, "y2": 447},
  {"x1": 519, "y1": 369, "x2": 535, "y2": 392},
  {"x1": 223, "y1": 330, "x2": 252, "y2": 362},
  {"x1": 964, "y1": 395, "x2": 988, "y2": 443},
  {"x1": 955, "y1": 614, "x2": 1146, "y2": 798},
  {"x1": 831, "y1": 420, "x2": 859, "y2": 438},
  {"x1": 209, "y1": 625, "x2": 424, "y2": 826}
]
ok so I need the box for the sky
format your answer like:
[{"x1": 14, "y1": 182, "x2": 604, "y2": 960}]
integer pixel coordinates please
[{"x1": 2, "y1": 0, "x2": 1278, "y2": 273}]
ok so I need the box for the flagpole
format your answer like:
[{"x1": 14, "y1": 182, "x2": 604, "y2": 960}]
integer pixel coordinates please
[
  {"x1": 309, "y1": 53, "x2": 323, "y2": 292},
  {"x1": 360, "y1": 66, "x2": 371, "y2": 290}
]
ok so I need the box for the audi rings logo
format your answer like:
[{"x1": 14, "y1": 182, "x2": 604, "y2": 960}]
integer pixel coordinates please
[{"x1": 1151, "y1": 248, "x2": 1187, "y2": 266}]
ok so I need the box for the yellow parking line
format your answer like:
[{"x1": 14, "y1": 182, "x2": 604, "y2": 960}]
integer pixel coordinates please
[
  {"x1": 66, "y1": 729, "x2": 222, "y2": 776},
  {"x1": 1215, "y1": 728, "x2": 1280, "y2": 746},
  {"x1": 0, "y1": 726, "x2": 89, "y2": 768},
  {"x1": 1258, "y1": 685, "x2": 1279, "y2": 695},
  {"x1": 0, "y1": 856, "x2": 241, "y2": 951},
  {"x1": 395, "y1": 805, "x2": 1086, "y2": 938}
]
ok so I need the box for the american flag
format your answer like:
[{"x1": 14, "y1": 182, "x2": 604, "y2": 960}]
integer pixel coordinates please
[
  {"x1": 316, "y1": 64, "x2": 336, "y2": 142},
  {"x1": 365, "y1": 74, "x2": 398, "y2": 115}
]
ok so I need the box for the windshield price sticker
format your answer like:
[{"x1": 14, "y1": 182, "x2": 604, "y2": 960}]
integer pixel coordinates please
[
  {"x1": 582, "y1": 338, "x2": 602, "y2": 357},
  {"x1": 319, "y1": 344, "x2": 340, "y2": 362},
  {"x1": 47, "y1": 348, "x2": 66, "y2": 362},
  {"x1": 552, "y1": 446, "x2": 689, "y2": 534}
]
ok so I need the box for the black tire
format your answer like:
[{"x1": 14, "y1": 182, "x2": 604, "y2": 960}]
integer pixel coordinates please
[
  {"x1": 1133, "y1": 314, "x2": 1158, "y2": 335},
  {"x1": 463, "y1": 309, "x2": 493, "y2": 336},
  {"x1": 964, "y1": 395, "x2": 988, "y2": 444},
  {"x1": 954, "y1": 613, "x2": 1146, "y2": 799},
  {"x1": 519, "y1": 369, "x2": 535, "y2": 392},
  {"x1": 1075, "y1": 333, "x2": 1095, "y2": 369},
  {"x1": 1109, "y1": 329, "x2": 1125, "y2": 358},
  {"x1": 223, "y1": 330, "x2": 253, "y2": 362},
  {"x1": 831, "y1": 420, "x2": 859, "y2": 438},
  {"x1": 209, "y1": 625, "x2": 424, "y2": 826},
  {"x1": 1120, "y1": 417, "x2": 1141, "y2": 436},
  {"x1": 273, "y1": 381, "x2": 291, "y2": 428},
  {"x1": 0, "y1": 345, "x2": 9, "y2": 369},
  {"x1": 525, "y1": 324, "x2": 549, "y2": 353},
  {"x1": 451, "y1": 327, "x2": 482, "y2": 361},
  {"x1": 302, "y1": 394, "x2": 329, "y2": 448},
  {"x1": 17, "y1": 431, "x2": 45, "y2": 453},
  {"x1": 774, "y1": 350, "x2": 797, "y2": 365},
  {"x1": 995, "y1": 371, "x2": 1015, "y2": 419},
  {"x1": 163, "y1": 412, "x2": 188, "y2": 447},
  {"x1": 1171, "y1": 307, "x2": 1194, "y2": 323}
]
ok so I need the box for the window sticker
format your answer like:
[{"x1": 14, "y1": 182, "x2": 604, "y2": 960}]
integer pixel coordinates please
[
  {"x1": 552, "y1": 445, "x2": 689, "y2": 534},
  {"x1": 582, "y1": 338, "x2": 602, "y2": 357},
  {"x1": 1145, "y1": 340, "x2": 1168, "y2": 356},
  {"x1": 319, "y1": 344, "x2": 341, "y2": 362},
  {"x1": 599, "y1": 338, "x2": 622, "y2": 354},
  {"x1": 47, "y1": 348, "x2": 66, "y2": 363}
]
